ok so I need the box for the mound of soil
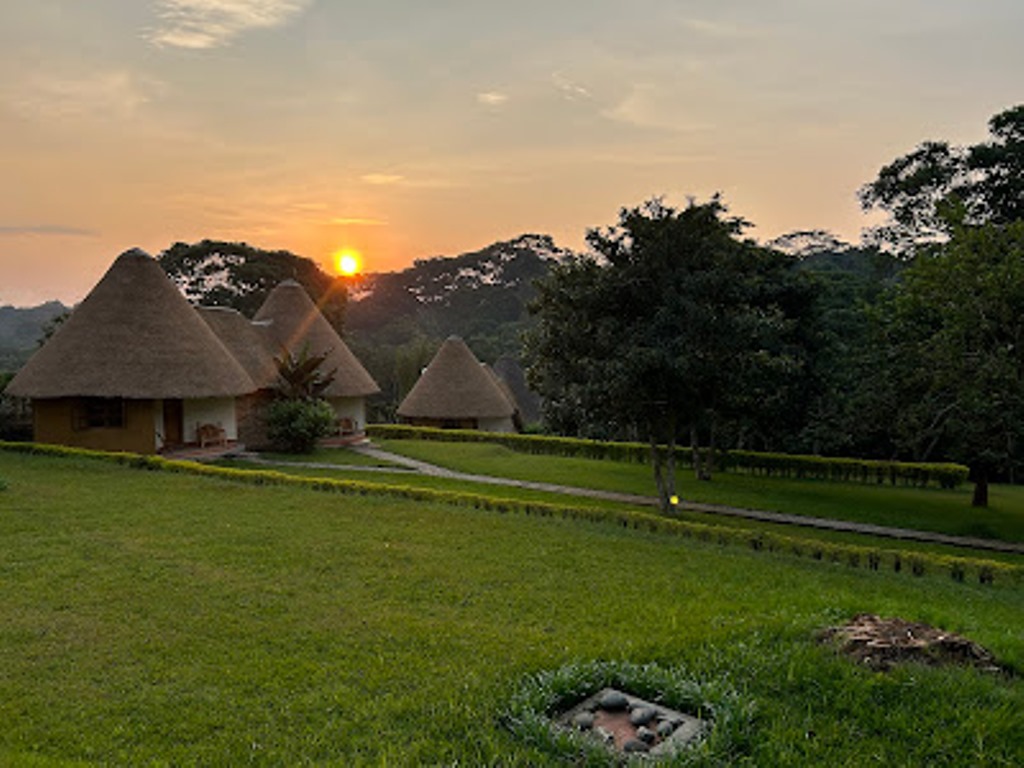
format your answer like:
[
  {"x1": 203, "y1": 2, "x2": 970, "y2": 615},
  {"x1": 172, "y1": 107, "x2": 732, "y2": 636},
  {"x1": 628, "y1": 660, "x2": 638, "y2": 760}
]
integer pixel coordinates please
[{"x1": 820, "y1": 613, "x2": 1003, "y2": 673}]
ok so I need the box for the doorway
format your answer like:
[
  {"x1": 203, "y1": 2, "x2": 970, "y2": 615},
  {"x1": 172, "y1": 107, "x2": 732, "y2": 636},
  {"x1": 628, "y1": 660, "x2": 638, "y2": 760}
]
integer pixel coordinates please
[{"x1": 163, "y1": 399, "x2": 183, "y2": 448}]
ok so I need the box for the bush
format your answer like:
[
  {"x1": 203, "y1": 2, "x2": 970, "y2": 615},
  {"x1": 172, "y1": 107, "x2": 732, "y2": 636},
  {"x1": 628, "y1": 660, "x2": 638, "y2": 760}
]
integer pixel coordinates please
[{"x1": 265, "y1": 398, "x2": 336, "y2": 453}]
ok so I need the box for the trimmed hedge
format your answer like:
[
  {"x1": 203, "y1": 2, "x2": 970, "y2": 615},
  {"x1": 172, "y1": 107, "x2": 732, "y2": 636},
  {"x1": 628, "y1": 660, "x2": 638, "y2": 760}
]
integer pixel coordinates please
[
  {"x1": 1, "y1": 440, "x2": 1017, "y2": 587},
  {"x1": 367, "y1": 425, "x2": 970, "y2": 489}
]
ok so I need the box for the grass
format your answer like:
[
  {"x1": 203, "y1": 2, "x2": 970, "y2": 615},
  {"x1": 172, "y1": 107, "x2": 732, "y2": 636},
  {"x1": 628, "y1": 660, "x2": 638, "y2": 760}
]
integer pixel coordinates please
[
  {"x1": 225, "y1": 455, "x2": 1024, "y2": 565},
  {"x1": 378, "y1": 439, "x2": 1024, "y2": 544},
  {"x1": 1, "y1": 449, "x2": 1023, "y2": 765}
]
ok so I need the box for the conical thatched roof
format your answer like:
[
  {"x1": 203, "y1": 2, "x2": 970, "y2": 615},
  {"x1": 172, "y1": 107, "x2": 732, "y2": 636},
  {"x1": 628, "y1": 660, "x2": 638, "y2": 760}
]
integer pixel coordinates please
[
  {"x1": 397, "y1": 336, "x2": 514, "y2": 420},
  {"x1": 7, "y1": 249, "x2": 255, "y2": 399},
  {"x1": 198, "y1": 306, "x2": 279, "y2": 390},
  {"x1": 253, "y1": 280, "x2": 379, "y2": 398}
]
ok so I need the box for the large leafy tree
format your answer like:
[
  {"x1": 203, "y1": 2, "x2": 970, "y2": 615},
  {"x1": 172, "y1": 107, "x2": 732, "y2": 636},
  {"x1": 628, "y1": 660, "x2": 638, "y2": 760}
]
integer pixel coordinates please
[
  {"x1": 859, "y1": 104, "x2": 1024, "y2": 255},
  {"x1": 158, "y1": 240, "x2": 347, "y2": 332},
  {"x1": 769, "y1": 231, "x2": 903, "y2": 457},
  {"x1": 871, "y1": 218, "x2": 1024, "y2": 506},
  {"x1": 526, "y1": 197, "x2": 813, "y2": 510}
]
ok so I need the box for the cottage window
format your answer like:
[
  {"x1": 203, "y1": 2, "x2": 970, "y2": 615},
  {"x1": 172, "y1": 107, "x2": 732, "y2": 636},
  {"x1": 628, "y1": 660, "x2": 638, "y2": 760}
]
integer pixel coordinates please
[{"x1": 75, "y1": 398, "x2": 126, "y2": 429}]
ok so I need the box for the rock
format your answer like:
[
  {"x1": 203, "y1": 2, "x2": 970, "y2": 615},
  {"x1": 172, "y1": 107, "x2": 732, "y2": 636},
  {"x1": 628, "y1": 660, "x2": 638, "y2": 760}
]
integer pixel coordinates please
[
  {"x1": 636, "y1": 725, "x2": 656, "y2": 744},
  {"x1": 629, "y1": 706, "x2": 657, "y2": 726},
  {"x1": 656, "y1": 719, "x2": 677, "y2": 738},
  {"x1": 572, "y1": 711, "x2": 595, "y2": 730},
  {"x1": 597, "y1": 690, "x2": 629, "y2": 711},
  {"x1": 622, "y1": 738, "x2": 650, "y2": 753}
]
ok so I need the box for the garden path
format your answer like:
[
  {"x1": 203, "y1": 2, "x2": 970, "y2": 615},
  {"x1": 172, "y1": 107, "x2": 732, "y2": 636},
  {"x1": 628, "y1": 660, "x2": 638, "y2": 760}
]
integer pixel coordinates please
[{"x1": 242, "y1": 445, "x2": 1024, "y2": 556}]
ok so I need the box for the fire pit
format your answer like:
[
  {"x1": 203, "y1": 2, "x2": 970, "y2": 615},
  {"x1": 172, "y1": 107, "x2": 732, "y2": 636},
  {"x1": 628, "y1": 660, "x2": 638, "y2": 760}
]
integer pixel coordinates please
[{"x1": 556, "y1": 687, "x2": 705, "y2": 756}]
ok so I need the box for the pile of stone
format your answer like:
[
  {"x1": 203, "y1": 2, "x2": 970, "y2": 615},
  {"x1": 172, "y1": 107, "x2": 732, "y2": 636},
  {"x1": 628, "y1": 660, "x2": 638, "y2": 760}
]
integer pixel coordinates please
[{"x1": 557, "y1": 687, "x2": 704, "y2": 756}]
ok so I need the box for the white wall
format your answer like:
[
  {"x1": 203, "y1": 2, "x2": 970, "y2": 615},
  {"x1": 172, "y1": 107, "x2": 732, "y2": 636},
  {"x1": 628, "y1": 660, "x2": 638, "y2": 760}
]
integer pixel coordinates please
[
  {"x1": 183, "y1": 398, "x2": 238, "y2": 442},
  {"x1": 329, "y1": 396, "x2": 366, "y2": 435},
  {"x1": 153, "y1": 404, "x2": 165, "y2": 451}
]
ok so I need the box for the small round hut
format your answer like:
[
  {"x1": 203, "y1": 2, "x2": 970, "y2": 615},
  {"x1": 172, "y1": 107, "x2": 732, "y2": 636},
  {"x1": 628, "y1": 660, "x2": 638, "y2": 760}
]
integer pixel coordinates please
[{"x1": 397, "y1": 336, "x2": 516, "y2": 432}]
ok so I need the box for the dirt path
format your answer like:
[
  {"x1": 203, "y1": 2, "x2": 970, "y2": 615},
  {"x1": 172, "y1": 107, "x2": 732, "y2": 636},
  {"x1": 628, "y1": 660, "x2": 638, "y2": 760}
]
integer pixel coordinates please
[{"x1": 243, "y1": 445, "x2": 1024, "y2": 556}]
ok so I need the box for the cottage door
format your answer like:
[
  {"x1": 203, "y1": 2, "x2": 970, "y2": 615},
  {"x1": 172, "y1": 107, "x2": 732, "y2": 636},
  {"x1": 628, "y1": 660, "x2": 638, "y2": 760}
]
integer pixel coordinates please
[{"x1": 163, "y1": 399, "x2": 183, "y2": 447}]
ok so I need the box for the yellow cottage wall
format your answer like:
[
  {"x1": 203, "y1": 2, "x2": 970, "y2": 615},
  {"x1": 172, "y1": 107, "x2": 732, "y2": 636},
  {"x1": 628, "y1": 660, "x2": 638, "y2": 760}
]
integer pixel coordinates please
[{"x1": 32, "y1": 398, "x2": 159, "y2": 454}]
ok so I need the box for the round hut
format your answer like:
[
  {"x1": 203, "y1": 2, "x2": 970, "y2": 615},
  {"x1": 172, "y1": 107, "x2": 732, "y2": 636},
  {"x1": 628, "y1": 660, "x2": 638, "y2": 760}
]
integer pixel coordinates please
[
  {"x1": 397, "y1": 336, "x2": 516, "y2": 432},
  {"x1": 6, "y1": 249, "x2": 254, "y2": 453},
  {"x1": 253, "y1": 280, "x2": 379, "y2": 438}
]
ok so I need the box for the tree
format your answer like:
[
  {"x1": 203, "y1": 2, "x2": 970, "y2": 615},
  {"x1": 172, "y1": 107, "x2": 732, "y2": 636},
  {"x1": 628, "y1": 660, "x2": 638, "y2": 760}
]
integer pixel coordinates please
[
  {"x1": 273, "y1": 344, "x2": 337, "y2": 400},
  {"x1": 158, "y1": 240, "x2": 347, "y2": 332},
  {"x1": 871, "y1": 218, "x2": 1024, "y2": 506},
  {"x1": 266, "y1": 345, "x2": 338, "y2": 453},
  {"x1": 770, "y1": 231, "x2": 904, "y2": 457},
  {"x1": 526, "y1": 197, "x2": 813, "y2": 510},
  {"x1": 859, "y1": 104, "x2": 1024, "y2": 255}
]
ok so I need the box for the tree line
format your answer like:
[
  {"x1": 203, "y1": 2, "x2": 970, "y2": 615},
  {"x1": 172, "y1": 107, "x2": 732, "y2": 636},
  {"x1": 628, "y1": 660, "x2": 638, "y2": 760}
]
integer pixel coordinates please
[{"x1": 525, "y1": 105, "x2": 1024, "y2": 508}]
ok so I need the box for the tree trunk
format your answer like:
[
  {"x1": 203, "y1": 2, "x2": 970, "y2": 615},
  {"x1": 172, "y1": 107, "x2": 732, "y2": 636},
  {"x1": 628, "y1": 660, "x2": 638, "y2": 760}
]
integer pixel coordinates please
[
  {"x1": 690, "y1": 424, "x2": 703, "y2": 481},
  {"x1": 972, "y1": 469, "x2": 989, "y2": 508},
  {"x1": 650, "y1": 432, "x2": 667, "y2": 510},
  {"x1": 666, "y1": 431, "x2": 677, "y2": 506},
  {"x1": 707, "y1": 414, "x2": 717, "y2": 479},
  {"x1": 691, "y1": 423, "x2": 711, "y2": 481},
  {"x1": 650, "y1": 417, "x2": 679, "y2": 514}
]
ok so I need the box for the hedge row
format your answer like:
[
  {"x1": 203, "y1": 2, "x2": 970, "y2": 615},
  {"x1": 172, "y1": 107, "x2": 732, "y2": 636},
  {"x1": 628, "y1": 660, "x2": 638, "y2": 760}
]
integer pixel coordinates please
[
  {"x1": 367, "y1": 425, "x2": 970, "y2": 489},
  {"x1": 1, "y1": 440, "x2": 1016, "y2": 587}
]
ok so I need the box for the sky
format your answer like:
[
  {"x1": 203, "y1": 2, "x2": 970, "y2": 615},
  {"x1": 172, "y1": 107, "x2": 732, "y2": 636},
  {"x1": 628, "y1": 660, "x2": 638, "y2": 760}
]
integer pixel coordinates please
[{"x1": 1, "y1": 1, "x2": 1022, "y2": 307}]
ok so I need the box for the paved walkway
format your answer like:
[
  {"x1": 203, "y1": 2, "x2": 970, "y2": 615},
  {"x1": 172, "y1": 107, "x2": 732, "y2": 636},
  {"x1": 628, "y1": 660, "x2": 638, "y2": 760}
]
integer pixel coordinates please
[{"x1": 240, "y1": 445, "x2": 1024, "y2": 556}]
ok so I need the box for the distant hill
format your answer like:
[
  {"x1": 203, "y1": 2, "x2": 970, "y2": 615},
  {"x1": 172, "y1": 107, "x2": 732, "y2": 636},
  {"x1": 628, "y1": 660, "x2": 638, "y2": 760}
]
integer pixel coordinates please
[
  {"x1": 0, "y1": 301, "x2": 68, "y2": 373},
  {"x1": 347, "y1": 234, "x2": 569, "y2": 348},
  {"x1": 345, "y1": 234, "x2": 572, "y2": 420}
]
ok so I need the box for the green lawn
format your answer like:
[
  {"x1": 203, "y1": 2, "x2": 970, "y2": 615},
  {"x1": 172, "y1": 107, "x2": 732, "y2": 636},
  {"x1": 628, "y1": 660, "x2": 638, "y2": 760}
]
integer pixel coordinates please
[
  {"x1": 1, "y1": 450, "x2": 1022, "y2": 765},
  {"x1": 225, "y1": 455, "x2": 1024, "y2": 565},
  {"x1": 378, "y1": 439, "x2": 1024, "y2": 544}
]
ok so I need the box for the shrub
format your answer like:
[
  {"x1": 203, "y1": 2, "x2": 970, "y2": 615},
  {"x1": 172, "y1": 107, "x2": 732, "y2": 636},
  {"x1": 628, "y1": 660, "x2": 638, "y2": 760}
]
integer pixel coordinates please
[{"x1": 265, "y1": 398, "x2": 336, "y2": 454}]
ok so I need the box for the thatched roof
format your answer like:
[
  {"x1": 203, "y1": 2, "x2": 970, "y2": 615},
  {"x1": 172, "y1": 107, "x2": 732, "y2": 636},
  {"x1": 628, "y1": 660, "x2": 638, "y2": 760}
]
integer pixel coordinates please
[
  {"x1": 397, "y1": 336, "x2": 515, "y2": 420},
  {"x1": 198, "y1": 306, "x2": 279, "y2": 390},
  {"x1": 253, "y1": 280, "x2": 379, "y2": 398},
  {"x1": 7, "y1": 249, "x2": 255, "y2": 399}
]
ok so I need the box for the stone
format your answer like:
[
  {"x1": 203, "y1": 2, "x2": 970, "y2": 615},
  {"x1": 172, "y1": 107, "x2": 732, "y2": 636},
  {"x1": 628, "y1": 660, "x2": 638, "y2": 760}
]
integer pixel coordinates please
[
  {"x1": 629, "y1": 706, "x2": 657, "y2": 726},
  {"x1": 636, "y1": 725, "x2": 656, "y2": 744},
  {"x1": 622, "y1": 738, "x2": 650, "y2": 753},
  {"x1": 597, "y1": 690, "x2": 629, "y2": 711},
  {"x1": 656, "y1": 719, "x2": 677, "y2": 738},
  {"x1": 572, "y1": 711, "x2": 595, "y2": 730}
]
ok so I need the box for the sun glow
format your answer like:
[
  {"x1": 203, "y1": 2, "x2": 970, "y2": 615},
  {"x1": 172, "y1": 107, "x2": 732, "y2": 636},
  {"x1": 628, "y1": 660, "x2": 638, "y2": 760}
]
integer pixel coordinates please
[{"x1": 334, "y1": 249, "x2": 361, "y2": 277}]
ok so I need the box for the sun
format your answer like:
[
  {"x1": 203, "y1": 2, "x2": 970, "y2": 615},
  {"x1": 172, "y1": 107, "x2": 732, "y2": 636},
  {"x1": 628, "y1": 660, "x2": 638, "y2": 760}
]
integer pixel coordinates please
[{"x1": 334, "y1": 249, "x2": 361, "y2": 277}]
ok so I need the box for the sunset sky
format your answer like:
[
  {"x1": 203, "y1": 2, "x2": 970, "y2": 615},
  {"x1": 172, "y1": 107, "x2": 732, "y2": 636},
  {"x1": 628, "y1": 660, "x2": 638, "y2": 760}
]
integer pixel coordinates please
[{"x1": 2, "y1": 1, "x2": 1022, "y2": 306}]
